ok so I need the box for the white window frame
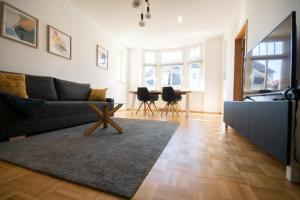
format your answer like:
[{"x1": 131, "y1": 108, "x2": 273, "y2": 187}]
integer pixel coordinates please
[{"x1": 142, "y1": 45, "x2": 204, "y2": 91}]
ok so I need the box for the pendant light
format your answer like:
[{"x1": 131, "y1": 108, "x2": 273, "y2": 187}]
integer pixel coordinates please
[
  {"x1": 145, "y1": 6, "x2": 151, "y2": 19},
  {"x1": 139, "y1": 14, "x2": 145, "y2": 27},
  {"x1": 132, "y1": 0, "x2": 151, "y2": 27},
  {"x1": 132, "y1": 0, "x2": 141, "y2": 8}
]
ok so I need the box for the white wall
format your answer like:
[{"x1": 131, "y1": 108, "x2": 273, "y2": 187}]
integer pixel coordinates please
[
  {"x1": 203, "y1": 37, "x2": 223, "y2": 113},
  {"x1": 0, "y1": 0, "x2": 128, "y2": 103},
  {"x1": 224, "y1": 0, "x2": 300, "y2": 101}
]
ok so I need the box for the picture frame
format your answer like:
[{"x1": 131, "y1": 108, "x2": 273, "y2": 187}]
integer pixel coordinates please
[
  {"x1": 47, "y1": 25, "x2": 72, "y2": 60},
  {"x1": 97, "y1": 45, "x2": 108, "y2": 69},
  {"x1": 0, "y1": 1, "x2": 39, "y2": 48}
]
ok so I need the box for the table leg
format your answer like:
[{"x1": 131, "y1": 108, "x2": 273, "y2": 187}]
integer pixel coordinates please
[
  {"x1": 185, "y1": 93, "x2": 190, "y2": 116},
  {"x1": 131, "y1": 94, "x2": 136, "y2": 111},
  {"x1": 103, "y1": 104, "x2": 108, "y2": 128},
  {"x1": 107, "y1": 118, "x2": 123, "y2": 133},
  {"x1": 85, "y1": 104, "x2": 123, "y2": 135},
  {"x1": 85, "y1": 121, "x2": 103, "y2": 136}
]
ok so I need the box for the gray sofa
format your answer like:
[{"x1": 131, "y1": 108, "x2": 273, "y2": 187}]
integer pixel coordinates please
[{"x1": 0, "y1": 73, "x2": 113, "y2": 141}]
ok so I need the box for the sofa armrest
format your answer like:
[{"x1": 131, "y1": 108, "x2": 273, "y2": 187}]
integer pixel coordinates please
[
  {"x1": 106, "y1": 98, "x2": 114, "y2": 104},
  {"x1": 0, "y1": 98, "x2": 8, "y2": 141}
]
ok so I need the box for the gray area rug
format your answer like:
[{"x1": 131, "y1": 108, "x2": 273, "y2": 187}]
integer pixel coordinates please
[{"x1": 0, "y1": 118, "x2": 179, "y2": 198}]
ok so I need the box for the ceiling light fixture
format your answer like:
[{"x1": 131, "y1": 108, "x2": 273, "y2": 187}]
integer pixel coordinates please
[
  {"x1": 177, "y1": 16, "x2": 183, "y2": 24},
  {"x1": 132, "y1": 0, "x2": 151, "y2": 27},
  {"x1": 132, "y1": 0, "x2": 141, "y2": 8}
]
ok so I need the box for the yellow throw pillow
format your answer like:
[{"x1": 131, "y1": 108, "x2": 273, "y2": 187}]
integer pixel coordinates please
[
  {"x1": 89, "y1": 88, "x2": 107, "y2": 101},
  {"x1": 0, "y1": 72, "x2": 28, "y2": 98}
]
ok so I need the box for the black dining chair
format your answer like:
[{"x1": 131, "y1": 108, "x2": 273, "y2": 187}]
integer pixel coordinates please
[
  {"x1": 161, "y1": 87, "x2": 180, "y2": 116},
  {"x1": 136, "y1": 87, "x2": 157, "y2": 115}
]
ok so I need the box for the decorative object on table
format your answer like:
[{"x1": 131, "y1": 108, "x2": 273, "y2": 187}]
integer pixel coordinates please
[
  {"x1": 88, "y1": 88, "x2": 107, "y2": 101},
  {"x1": 0, "y1": 2, "x2": 38, "y2": 48},
  {"x1": 132, "y1": 0, "x2": 151, "y2": 27},
  {"x1": 0, "y1": 118, "x2": 179, "y2": 198},
  {"x1": 96, "y1": 45, "x2": 108, "y2": 69},
  {"x1": 47, "y1": 25, "x2": 72, "y2": 60},
  {"x1": 85, "y1": 103, "x2": 123, "y2": 135}
]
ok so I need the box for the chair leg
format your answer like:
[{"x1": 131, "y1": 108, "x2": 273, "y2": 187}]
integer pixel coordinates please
[
  {"x1": 136, "y1": 102, "x2": 144, "y2": 115},
  {"x1": 143, "y1": 102, "x2": 147, "y2": 115},
  {"x1": 149, "y1": 101, "x2": 155, "y2": 112},
  {"x1": 150, "y1": 101, "x2": 158, "y2": 112},
  {"x1": 161, "y1": 103, "x2": 168, "y2": 116},
  {"x1": 176, "y1": 102, "x2": 182, "y2": 113},
  {"x1": 146, "y1": 102, "x2": 154, "y2": 116},
  {"x1": 153, "y1": 102, "x2": 158, "y2": 112},
  {"x1": 174, "y1": 102, "x2": 179, "y2": 116},
  {"x1": 171, "y1": 103, "x2": 174, "y2": 117},
  {"x1": 166, "y1": 103, "x2": 170, "y2": 116}
]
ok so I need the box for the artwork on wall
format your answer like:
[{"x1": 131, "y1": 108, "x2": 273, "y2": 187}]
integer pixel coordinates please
[
  {"x1": 47, "y1": 25, "x2": 71, "y2": 60},
  {"x1": 0, "y1": 2, "x2": 39, "y2": 48},
  {"x1": 97, "y1": 45, "x2": 108, "y2": 69}
]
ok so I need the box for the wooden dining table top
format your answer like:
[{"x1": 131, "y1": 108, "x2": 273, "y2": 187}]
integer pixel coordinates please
[{"x1": 129, "y1": 90, "x2": 191, "y2": 95}]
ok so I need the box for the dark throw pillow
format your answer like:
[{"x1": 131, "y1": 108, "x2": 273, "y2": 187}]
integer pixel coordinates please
[
  {"x1": 26, "y1": 75, "x2": 58, "y2": 100},
  {"x1": 54, "y1": 78, "x2": 91, "y2": 101}
]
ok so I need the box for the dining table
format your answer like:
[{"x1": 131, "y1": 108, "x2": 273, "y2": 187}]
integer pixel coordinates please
[{"x1": 129, "y1": 90, "x2": 192, "y2": 116}]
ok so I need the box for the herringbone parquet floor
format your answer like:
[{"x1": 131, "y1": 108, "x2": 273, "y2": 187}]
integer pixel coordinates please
[{"x1": 0, "y1": 111, "x2": 300, "y2": 200}]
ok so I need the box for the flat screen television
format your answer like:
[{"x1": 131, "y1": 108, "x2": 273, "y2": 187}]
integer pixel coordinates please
[{"x1": 243, "y1": 12, "x2": 297, "y2": 96}]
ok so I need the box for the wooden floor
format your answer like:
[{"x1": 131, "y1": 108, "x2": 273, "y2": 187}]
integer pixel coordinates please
[{"x1": 1, "y1": 111, "x2": 300, "y2": 200}]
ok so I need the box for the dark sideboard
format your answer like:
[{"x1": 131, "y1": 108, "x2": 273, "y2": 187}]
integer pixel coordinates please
[{"x1": 223, "y1": 101, "x2": 291, "y2": 164}]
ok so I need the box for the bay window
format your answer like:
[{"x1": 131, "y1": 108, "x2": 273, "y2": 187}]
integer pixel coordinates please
[
  {"x1": 144, "y1": 66, "x2": 156, "y2": 89},
  {"x1": 142, "y1": 45, "x2": 203, "y2": 90}
]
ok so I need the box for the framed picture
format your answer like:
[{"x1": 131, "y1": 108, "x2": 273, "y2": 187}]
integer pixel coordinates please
[
  {"x1": 0, "y1": 2, "x2": 39, "y2": 48},
  {"x1": 47, "y1": 25, "x2": 71, "y2": 60},
  {"x1": 97, "y1": 45, "x2": 108, "y2": 69}
]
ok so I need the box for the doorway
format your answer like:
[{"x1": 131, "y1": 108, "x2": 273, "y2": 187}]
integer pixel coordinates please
[{"x1": 233, "y1": 21, "x2": 248, "y2": 101}]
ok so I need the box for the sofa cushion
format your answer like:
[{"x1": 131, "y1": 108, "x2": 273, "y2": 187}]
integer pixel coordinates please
[
  {"x1": 88, "y1": 88, "x2": 107, "y2": 101},
  {"x1": 54, "y1": 78, "x2": 91, "y2": 101},
  {"x1": 26, "y1": 75, "x2": 58, "y2": 100},
  {"x1": 0, "y1": 72, "x2": 28, "y2": 98}
]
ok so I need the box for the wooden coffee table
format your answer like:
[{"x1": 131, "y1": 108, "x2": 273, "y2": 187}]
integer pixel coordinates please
[{"x1": 85, "y1": 103, "x2": 123, "y2": 136}]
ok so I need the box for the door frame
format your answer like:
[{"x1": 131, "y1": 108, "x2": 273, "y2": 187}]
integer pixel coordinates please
[{"x1": 233, "y1": 21, "x2": 248, "y2": 101}]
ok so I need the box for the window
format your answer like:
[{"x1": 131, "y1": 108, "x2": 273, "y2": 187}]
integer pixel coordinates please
[
  {"x1": 161, "y1": 51, "x2": 183, "y2": 64},
  {"x1": 189, "y1": 47, "x2": 201, "y2": 60},
  {"x1": 161, "y1": 65, "x2": 182, "y2": 89},
  {"x1": 251, "y1": 59, "x2": 283, "y2": 91},
  {"x1": 188, "y1": 47, "x2": 203, "y2": 90},
  {"x1": 189, "y1": 63, "x2": 203, "y2": 90},
  {"x1": 252, "y1": 41, "x2": 284, "y2": 56},
  {"x1": 142, "y1": 45, "x2": 203, "y2": 90},
  {"x1": 249, "y1": 40, "x2": 287, "y2": 92},
  {"x1": 160, "y1": 50, "x2": 183, "y2": 89},
  {"x1": 144, "y1": 66, "x2": 156, "y2": 89}
]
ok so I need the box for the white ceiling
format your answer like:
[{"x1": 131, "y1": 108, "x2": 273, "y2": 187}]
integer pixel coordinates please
[{"x1": 71, "y1": 0, "x2": 240, "y2": 49}]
